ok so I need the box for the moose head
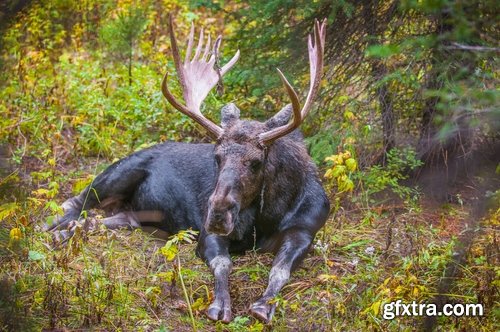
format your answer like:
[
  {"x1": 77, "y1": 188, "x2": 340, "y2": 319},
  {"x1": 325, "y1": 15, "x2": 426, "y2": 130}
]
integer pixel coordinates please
[{"x1": 162, "y1": 16, "x2": 326, "y2": 238}]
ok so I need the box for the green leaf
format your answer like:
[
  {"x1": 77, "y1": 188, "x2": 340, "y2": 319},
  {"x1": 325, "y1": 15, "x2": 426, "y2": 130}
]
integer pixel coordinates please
[
  {"x1": 28, "y1": 250, "x2": 45, "y2": 261},
  {"x1": 332, "y1": 165, "x2": 347, "y2": 177},
  {"x1": 341, "y1": 240, "x2": 370, "y2": 251},
  {"x1": 366, "y1": 44, "x2": 401, "y2": 58},
  {"x1": 345, "y1": 158, "x2": 357, "y2": 172}
]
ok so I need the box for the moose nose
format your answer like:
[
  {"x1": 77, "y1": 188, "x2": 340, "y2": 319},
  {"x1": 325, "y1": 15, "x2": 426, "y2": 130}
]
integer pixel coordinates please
[
  {"x1": 210, "y1": 170, "x2": 239, "y2": 210},
  {"x1": 206, "y1": 219, "x2": 231, "y2": 235},
  {"x1": 205, "y1": 206, "x2": 235, "y2": 236}
]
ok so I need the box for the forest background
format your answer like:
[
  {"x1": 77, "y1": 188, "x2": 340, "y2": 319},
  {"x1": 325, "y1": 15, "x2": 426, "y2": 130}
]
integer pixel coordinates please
[{"x1": 0, "y1": 0, "x2": 498, "y2": 331}]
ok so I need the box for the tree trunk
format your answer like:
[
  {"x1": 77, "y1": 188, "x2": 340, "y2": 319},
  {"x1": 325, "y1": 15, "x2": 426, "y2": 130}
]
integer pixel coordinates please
[
  {"x1": 416, "y1": 6, "x2": 480, "y2": 200},
  {"x1": 128, "y1": 56, "x2": 132, "y2": 86},
  {"x1": 417, "y1": 10, "x2": 453, "y2": 164},
  {"x1": 374, "y1": 61, "x2": 395, "y2": 163},
  {"x1": 365, "y1": 0, "x2": 395, "y2": 164},
  {"x1": 128, "y1": 45, "x2": 132, "y2": 86}
]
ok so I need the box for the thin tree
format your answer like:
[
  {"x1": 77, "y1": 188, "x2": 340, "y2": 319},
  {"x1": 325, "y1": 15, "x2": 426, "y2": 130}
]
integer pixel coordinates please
[{"x1": 100, "y1": 6, "x2": 147, "y2": 85}]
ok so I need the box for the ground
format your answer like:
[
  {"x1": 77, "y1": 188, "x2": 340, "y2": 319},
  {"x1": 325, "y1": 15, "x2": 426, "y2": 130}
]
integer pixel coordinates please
[{"x1": 0, "y1": 156, "x2": 498, "y2": 331}]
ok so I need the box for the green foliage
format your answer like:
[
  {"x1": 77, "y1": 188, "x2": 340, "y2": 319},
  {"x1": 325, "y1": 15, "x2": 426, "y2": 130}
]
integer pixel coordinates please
[
  {"x1": 365, "y1": 43, "x2": 401, "y2": 58},
  {"x1": 305, "y1": 130, "x2": 339, "y2": 165},
  {"x1": 99, "y1": 5, "x2": 148, "y2": 84},
  {"x1": 217, "y1": 315, "x2": 264, "y2": 332},
  {"x1": 159, "y1": 229, "x2": 199, "y2": 330},
  {"x1": 0, "y1": 0, "x2": 498, "y2": 331},
  {"x1": 100, "y1": 7, "x2": 148, "y2": 56},
  {"x1": 357, "y1": 148, "x2": 423, "y2": 204}
]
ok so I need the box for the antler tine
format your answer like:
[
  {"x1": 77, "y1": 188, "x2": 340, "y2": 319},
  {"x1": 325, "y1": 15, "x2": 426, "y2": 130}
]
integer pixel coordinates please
[
  {"x1": 208, "y1": 36, "x2": 220, "y2": 65},
  {"x1": 259, "y1": 19, "x2": 326, "y2": 145},
  {"x1": 221, "y1": 47, "x2": 240, "y2": 75},
  {"x1": 302, "y1": 19, "x2": 325, "y2": 117},
  {"x1": 193, "y1": 28, "x2": 204, "y2": 61},
  {"x1": 168, "y1": 15, "x2": 186, "y2": 90},
  {"x1": 184, "y1": 23, "x2": 195, "y2": 63},
  {"x1": 162, "y1": 15, "x2": 240, "y2": 139},
  {"x1": 203, "y1": 33, "x2": 211, "y2": 61},
  {"x1": 276, "y1": 68, "x2": 301, "y2": 127}
]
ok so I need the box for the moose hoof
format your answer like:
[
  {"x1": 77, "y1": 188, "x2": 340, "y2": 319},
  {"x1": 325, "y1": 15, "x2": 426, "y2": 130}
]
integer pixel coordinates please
[
  {"x1": 250, "y1": 300, "x2": 276, "y2": 323},
  {"x1": 206, "y1": 302, "x2": 232, "y2": 323}
]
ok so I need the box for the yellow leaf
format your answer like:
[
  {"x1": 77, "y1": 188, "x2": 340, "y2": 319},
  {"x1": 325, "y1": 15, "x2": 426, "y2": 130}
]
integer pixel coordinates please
[
  {"x1": 324, "y1": 155, "x2": 336, "y2": 162},
  {"x1": 191, "y1": 297, "x2": 209, "y2": 311},
  {"x1": 395, "y1": 285, "x2": 405, "y2": 294},
  {"x1": 338, "y1": 176, "x2": 354, "y2": 192},
  {"x1": 72, "y1": 176, "x2": 94, "y2": 195},
  {"x1": 343, "y1": 111, "x2": 356, "y2": 121},
  {"x1": 71, "y1": 115, "x2": 85, "y2": 126},
  {"x1": 345, "y1": 137, "x2": 356, "y2": 145},
  {"x1": 318, "y1": 274, "x2": 338, "y2": 283},
  {"x1": 342, "y1": 151, "x2": 352, "y2": 159},
  {"x1": 371, "y1": 300, "x2": 382, "y2": 316},
  {"x1": 325, "y1": 154, "x2": 344, "y2": 165},
  {"x1": 332, "y1": 165, "x2": 347, "y2": 178},
  {"x1": 160, "y1": 241, "x2": 178, "y2": 261},
  {"x1": 0, "y1": 202, "x2": 19, "y2": 220},
  {"x1": 345, "y1": 179, "x2": 355, "y2": 191},
  {"x1": 336, "y1": 302, "x2": 346, "y2": 315},
  {"x1": 345, "y1": 158, "x2": 357, "y2": 172},
  {"x1": 157, "y1": 271, "x2": 175, "y2": 283},
  {"x1": 10, "y1": 227, "x2": 23, "y2": 241},
  {"x1": 32, "y1": 188, "x2": 50, "y2": 197}
]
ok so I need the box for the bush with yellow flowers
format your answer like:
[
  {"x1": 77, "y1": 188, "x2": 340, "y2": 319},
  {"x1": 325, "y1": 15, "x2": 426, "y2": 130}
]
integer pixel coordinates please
[{"x1": 324, "y1": 150, "x2": 358, "y2": 193}]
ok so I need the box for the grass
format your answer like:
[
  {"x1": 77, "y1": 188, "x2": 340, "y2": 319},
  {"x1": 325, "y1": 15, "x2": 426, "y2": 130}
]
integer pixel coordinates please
[
  {"x1": 1, "y1": 161, "x2": 498, "y2": 331},
  {"x1": 1, "y1": 2, "x2": 498, "y2": 330}
]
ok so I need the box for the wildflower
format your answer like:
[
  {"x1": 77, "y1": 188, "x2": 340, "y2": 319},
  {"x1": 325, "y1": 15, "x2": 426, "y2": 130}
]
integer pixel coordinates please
[{"x1": 364, "y1": 246, "x2": 375, "y2": 255}]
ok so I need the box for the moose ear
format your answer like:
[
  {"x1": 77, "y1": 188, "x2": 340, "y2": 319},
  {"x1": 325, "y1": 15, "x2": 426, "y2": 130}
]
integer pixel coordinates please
[
  {"x1": 221, "y1": 103, "x2": 241, "y2": 128},
  {"x1": 265, "y1": 104, "x2": 293, "y2": 129}
]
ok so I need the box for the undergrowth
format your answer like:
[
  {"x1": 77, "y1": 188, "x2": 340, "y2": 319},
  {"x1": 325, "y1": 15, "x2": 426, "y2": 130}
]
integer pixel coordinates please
[
  {"x1": 1, "y1": 1, "x2": 498, "y2": 331},
  {"x1": 1, "y1": 169, "x2": 498, "y2": 331}
]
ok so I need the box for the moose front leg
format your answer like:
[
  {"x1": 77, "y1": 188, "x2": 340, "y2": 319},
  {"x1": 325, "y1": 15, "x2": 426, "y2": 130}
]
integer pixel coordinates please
[
  {"x1": 250, "y1": 228, "x2": 313, "y2": 322},
  {"x1": 198, "y1": 234, "x2": 233, "y2": 323}
]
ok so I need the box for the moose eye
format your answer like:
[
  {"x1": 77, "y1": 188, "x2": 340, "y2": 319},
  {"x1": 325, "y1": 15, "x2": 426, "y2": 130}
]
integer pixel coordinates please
[{"x1": 249, "y1": 159, "x2": 262, "y2": 172}]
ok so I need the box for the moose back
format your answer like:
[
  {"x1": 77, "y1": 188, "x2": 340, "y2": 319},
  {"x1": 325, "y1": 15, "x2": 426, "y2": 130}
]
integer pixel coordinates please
[{"x1": 47, "y1": 17, "x2": 329, "y2": 323}]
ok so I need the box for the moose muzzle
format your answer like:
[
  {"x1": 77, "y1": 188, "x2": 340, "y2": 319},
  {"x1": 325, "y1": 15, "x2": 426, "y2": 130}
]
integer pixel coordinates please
[{"x1": 205, "y1": 169, "x2": 241, "y2": 236}]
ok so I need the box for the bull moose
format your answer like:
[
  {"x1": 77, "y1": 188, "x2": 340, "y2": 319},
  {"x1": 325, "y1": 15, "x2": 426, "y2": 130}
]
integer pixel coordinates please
[{"x1": 46, "y1": 16, "x2": 329, "y2": 323}]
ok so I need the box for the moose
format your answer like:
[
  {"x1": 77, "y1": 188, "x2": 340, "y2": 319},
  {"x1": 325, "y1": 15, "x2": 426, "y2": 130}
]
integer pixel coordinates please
[{"x1": 46, "y1": 16, "x2": 329, "y2": 323}]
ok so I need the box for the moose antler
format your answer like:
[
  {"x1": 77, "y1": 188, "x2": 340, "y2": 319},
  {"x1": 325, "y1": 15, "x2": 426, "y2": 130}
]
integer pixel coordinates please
[
  {"x1": 161, "y1": 15, "x2": 240, "y2": 138},
  {"x1": 259, "y1": 19, "x2": 326, "y2": 145}
]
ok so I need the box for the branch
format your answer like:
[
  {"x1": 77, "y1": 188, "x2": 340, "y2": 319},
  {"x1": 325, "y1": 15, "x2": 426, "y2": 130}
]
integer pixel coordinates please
[{"x1": 444, "y1": 42, "x2": 500, "y2": 53}]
